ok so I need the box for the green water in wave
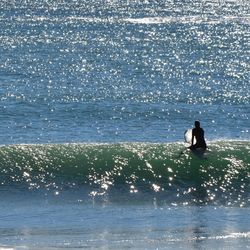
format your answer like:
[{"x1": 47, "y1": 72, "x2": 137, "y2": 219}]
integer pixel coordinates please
[{"x1": 0, "y1": 141, "x2": 249, "y2": 206}]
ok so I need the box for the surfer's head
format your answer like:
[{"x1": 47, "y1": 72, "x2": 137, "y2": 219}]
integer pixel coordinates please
[{"x1": 194, "y1": 120, "x2": 200, "y2": 128}]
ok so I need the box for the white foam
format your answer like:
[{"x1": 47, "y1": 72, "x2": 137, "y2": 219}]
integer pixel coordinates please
[{"x1": 123, "y1": 15, "x2": 250, "y2": 25}]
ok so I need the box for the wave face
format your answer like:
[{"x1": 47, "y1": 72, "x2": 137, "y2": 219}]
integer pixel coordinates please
[{"x1": 0, "y1": 141, "x2": 249, "y2": 206}]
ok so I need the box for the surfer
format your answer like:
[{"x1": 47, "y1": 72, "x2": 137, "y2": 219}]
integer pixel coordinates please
[{"x1": 189, "y1": 121, "x2": 207, "y2": 150}]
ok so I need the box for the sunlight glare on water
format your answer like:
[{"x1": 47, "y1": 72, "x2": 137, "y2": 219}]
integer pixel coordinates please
[
  {"x1": 0, "y1": 0, "x2": 249, "y2": 143},
  {"x1": 0, "y1": 1, "x2": 249, "y2": 249}
]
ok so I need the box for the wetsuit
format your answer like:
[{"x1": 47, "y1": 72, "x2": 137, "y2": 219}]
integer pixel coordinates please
[{"x1": 189, "y1": 127, "x2": 207, "y2": 150}]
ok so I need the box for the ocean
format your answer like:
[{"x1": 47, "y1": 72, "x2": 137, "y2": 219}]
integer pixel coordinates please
[{"x1": 0, "y1": 0, "x2": 249, "y2": 249}]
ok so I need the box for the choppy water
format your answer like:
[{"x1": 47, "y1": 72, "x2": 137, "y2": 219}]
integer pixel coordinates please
[{"x1": 0, "y1": 0, "x2": 249, "y2": 249}]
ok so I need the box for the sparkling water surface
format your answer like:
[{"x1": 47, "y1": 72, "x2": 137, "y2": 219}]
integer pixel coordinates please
[
  {"x1": 0, "y1": 0, "x2": 249, "y2": 144},
  {"x1": 0, "y1": 0, "x2": 249, "y2": 249}
]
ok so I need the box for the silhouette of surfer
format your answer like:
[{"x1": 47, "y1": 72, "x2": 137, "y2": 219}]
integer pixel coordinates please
[{"x1": 189, "y1": 121, "x2": 207, "y2": 150}]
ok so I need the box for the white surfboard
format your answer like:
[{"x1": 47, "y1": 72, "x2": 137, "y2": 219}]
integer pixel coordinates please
[{"x1": 184, "y1": 129, "x2": 196, "y2": 144}]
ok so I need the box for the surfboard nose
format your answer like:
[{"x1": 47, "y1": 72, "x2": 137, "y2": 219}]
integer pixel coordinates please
[{"x1": 184, "y1": 129, "x2": 196, "y2": 144}]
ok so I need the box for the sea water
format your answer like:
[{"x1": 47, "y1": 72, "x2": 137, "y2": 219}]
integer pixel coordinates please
[{"x1": 0, "y1": 0, "x2": 249, "y2": 249}]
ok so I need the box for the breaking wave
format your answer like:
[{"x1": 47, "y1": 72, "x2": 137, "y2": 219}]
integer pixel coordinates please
[{"x1": 0, "y1": 141, "x2": 249, "y2": 206}]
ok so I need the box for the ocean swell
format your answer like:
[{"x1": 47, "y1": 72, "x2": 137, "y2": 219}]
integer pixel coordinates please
[{"x1": 0, "y1": 141, "x2": 249, "y2": 206}]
